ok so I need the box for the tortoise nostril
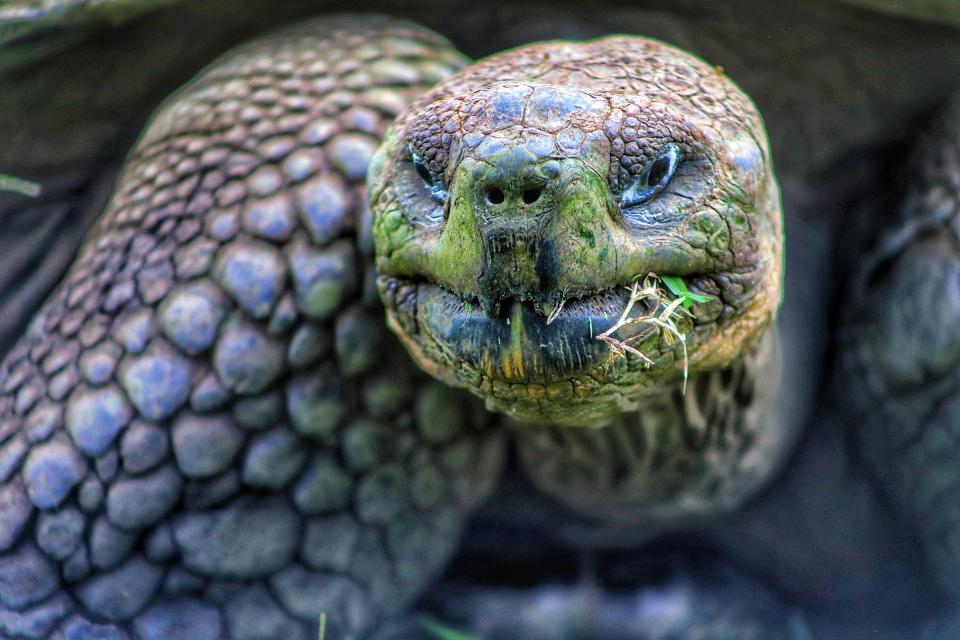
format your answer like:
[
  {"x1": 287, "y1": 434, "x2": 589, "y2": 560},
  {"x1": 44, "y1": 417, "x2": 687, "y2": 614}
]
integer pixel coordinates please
[
  {"x1": 522, "y1": 188, "x2": 542, "y2": 204},
  {"x1": 486, "y1": 187, "x2": 505, "y2": 204}
]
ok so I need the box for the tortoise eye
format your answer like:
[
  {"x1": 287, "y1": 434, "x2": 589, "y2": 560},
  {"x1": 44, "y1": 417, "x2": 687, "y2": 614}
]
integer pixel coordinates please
[
  {"x1": 410, "y1": 149, "x2": 446, "y2": 203},
  {"x1": 620, "y1": 143, "x2": 681, "y2": 209}
]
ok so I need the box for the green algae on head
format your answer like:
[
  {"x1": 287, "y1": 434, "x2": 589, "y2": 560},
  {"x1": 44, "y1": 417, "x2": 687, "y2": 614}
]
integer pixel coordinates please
[{"x1": 369, "y1": 36, "x2": 783, "y2": 427}]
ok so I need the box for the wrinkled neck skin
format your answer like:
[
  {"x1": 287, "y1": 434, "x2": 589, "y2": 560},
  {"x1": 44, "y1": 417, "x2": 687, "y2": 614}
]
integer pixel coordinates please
[{"x1": 514, "y1": 327, "x2": 794, "y2": 529}]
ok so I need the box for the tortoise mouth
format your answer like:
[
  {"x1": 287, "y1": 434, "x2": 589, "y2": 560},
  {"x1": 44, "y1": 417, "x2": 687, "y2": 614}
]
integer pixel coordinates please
[{"x1": 379, "y1": 275, "x2": 669, "y2": 385}]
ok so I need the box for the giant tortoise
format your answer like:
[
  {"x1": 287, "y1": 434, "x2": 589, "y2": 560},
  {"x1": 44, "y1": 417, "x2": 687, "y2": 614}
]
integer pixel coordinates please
[{"x1": 2, "y1": 1, "x2": 960, "y2": 638}]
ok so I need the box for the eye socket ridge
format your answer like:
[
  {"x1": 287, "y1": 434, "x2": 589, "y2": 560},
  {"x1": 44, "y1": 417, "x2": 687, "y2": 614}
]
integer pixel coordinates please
[
  {"x1": 619, "y1": 143, "x2": 682, "y2": 209},
  {"x1": 410, "y1": 148, "x2": 447, "y2": 203}
]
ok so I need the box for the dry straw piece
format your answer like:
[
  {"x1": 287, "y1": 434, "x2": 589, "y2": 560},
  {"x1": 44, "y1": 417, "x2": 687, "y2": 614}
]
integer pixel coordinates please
[{"x1": 596, "y1": 273, "x2": 712, "y2": 393}]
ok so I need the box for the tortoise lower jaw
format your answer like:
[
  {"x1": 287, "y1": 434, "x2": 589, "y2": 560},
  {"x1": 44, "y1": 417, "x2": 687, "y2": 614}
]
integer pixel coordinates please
[{"x1": 379, "y1": 275, "x2": 667, "y2": 386}]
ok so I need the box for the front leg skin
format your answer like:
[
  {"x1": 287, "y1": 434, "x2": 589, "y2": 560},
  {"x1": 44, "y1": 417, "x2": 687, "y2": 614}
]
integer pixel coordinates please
[
  {"x1": 0, "y1": 16, "x2": 503, "y2": 639},
  {"x1": 839, "y1": 94, "x2": 960, "y2": 633}
]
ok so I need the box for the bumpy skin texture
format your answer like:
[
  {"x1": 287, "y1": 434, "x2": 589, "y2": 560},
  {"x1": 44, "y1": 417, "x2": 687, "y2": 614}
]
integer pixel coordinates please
[
  {"x1": 369, "y1": 36, "x2": 783, "y2": 427},
  {"x1": 841, "y1": 94, "x2": 960, "y2": 598},
  {"x1": 0, "y1": 16, "x2": 505, "y2": 639}
]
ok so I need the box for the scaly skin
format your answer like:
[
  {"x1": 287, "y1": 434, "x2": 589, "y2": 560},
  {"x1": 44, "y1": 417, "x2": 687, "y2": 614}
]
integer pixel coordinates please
[
  {"x1": 369, "y1": 36, "x2": 784, "y2": 427},
  {"x1": 0, "y1": 16, "x2": 505, "y2": 639}
]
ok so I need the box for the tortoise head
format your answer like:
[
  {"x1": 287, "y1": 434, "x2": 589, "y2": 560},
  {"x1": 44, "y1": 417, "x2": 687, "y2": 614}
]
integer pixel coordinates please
[{"x1": 369, "y1": 37, "x2": 783, "y2": 427}]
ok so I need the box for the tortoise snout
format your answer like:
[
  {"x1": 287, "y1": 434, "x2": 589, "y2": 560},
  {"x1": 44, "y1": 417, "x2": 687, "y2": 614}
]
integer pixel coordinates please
[
  {"x1": 478, "y1": 179, "x2": 547, "y2": 209},
  {"x1": 469, "y1": 133, "x2": 562, "y2": 222},
  {"x1": 472, "y1": 169, "x2": 558, "y2": 228}
]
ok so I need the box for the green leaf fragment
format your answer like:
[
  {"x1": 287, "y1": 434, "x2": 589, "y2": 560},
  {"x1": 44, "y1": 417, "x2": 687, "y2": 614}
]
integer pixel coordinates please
[
  {"x1": 417, "y1": 615, "x2": 484, "y2": 640},
  {"x1": 0, "y1": 174, "x2": 40, "y2": 197},
  {"x1": 661, "y1": 275, "x2": 713, "y2": 309}
]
